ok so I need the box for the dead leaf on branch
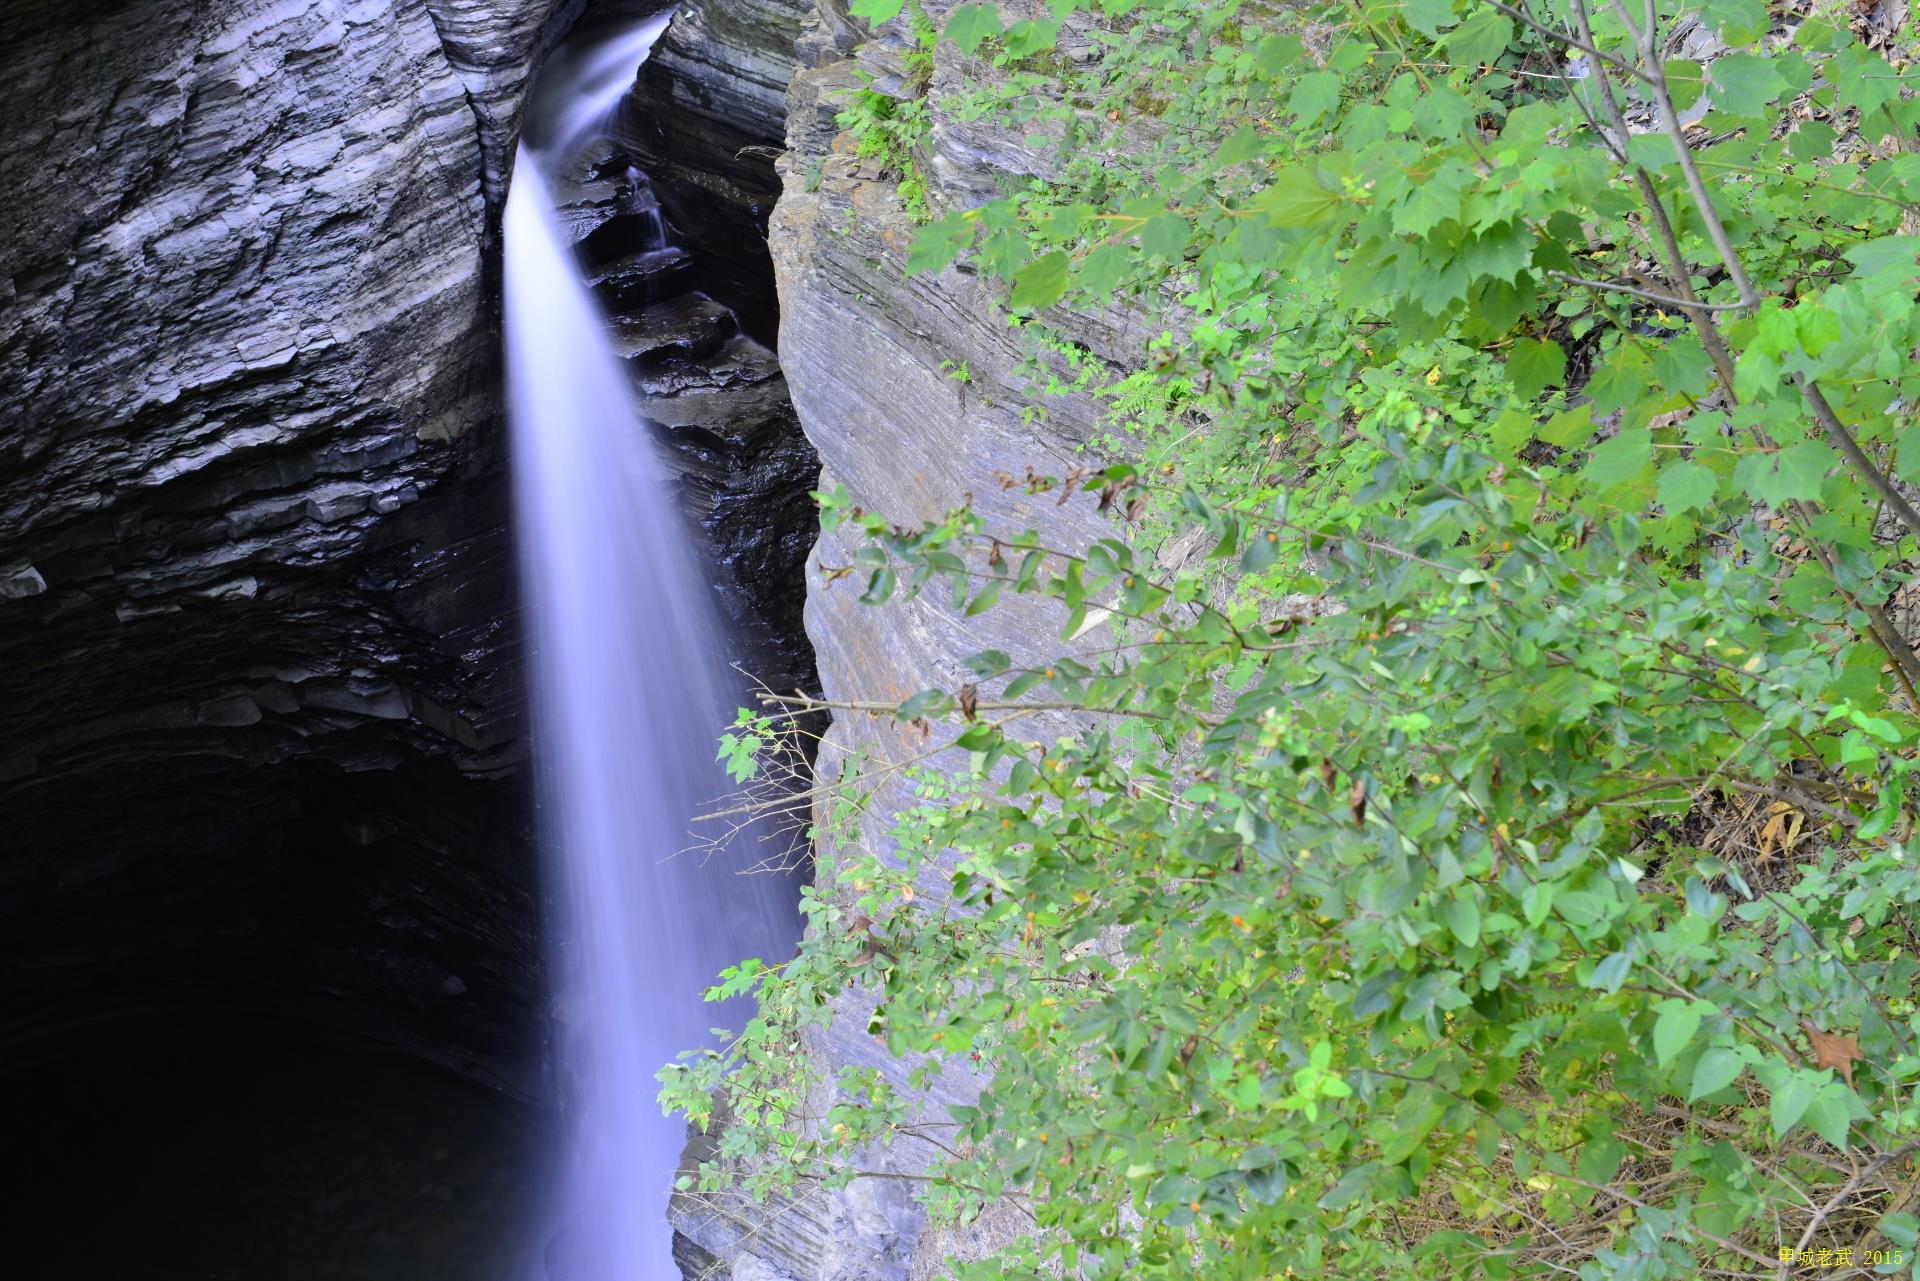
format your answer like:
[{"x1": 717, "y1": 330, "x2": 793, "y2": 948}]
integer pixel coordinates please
[
  {"x1": 1801, "y1": 1020, "x2": 1864, "y2": 1088},
  {"x1": 1759, "y1": 800, "x2": 1807, "y2": 858},
  {"x1": 1703, "y1": 790, "x2": 1820, "y2": 870}
]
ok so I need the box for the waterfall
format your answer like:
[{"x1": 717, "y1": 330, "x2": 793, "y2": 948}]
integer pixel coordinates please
[
  {"x1": 503, "y1": 21, "x2": 800, "y2": 1279},
  {"x1": 533, "y1": 14, "x2": 675, "y2": 157}
]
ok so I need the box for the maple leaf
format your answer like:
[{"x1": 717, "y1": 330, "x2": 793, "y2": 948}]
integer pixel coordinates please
[{"x1": 1801, "y1": 1020, "x2": 1864, "y2": 1087}]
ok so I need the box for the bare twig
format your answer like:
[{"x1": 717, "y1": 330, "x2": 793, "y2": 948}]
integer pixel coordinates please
[{"x1": 1547, "y1": 270, "x2": 1745, "y2": 312}]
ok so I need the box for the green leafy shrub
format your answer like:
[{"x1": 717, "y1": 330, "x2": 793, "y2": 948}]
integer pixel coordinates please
[{"x1": 668, "y1": 0, "x2": 1920, "y2": 1276}]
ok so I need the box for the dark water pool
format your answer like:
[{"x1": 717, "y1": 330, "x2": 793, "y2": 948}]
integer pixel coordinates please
[{"x1": 4, "y1": 1021, "x2": 549, "y2": 1281}]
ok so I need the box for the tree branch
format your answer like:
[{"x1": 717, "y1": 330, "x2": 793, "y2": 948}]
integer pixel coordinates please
[
  {"x1": 1615, "y1": 0, "x2": 1920, "y2": 555},
  {"x1": 1481, "y1": 0, "x2": 1649, "y2": 81},
  {"x1": 1548, "y1": 270, "x2": 1744, "y2": 312}
]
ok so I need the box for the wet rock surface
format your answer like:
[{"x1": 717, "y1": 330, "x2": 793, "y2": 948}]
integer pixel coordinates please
[
  {"x1": 0, "y1": 0, "x2": 587, "y2": 1085},
  {"x1": 618, "y1": 0, "x2": 814, "y2": 333},
  {"x1": 549, "y1": 144, "x2": 820, "y2": 707}
]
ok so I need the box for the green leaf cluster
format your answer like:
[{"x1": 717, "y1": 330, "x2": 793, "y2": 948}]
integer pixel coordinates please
[{"x1": 670, "y1": 0, "x2": 1920, "y2": 1276}]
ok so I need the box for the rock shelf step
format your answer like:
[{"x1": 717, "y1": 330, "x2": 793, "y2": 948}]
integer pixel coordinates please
[
  {"x1": 609, "y1": 293, "x2": 738, "y2": 367},
  {"x1": 586, "y1": 246, "x2": 695, "y2": 311}
]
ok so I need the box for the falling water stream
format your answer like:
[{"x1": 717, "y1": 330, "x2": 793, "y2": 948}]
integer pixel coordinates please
[{"x1": 504, "y1": 17, "x2": 799, "y2": 1278}]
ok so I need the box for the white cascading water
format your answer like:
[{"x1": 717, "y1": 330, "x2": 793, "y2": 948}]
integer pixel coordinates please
[
  {"x1": 504, "y1": 18, "x2": 799, "y2": 1279},
  {"x1": 537, "y1": 14, "x2": 675, "y2": 157}
]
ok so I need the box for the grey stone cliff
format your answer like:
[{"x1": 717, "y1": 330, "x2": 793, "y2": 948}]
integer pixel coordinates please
[
  {"x1": 620, "y1": 0, "x2": 813, "y2": 330},
  {"x1": 0, "y1": 0, "x2": 577, "y2": 1084},
  {"x1": 0, "y1": 0, "x2": 825, "y2": 1096},
  {"x1": 671, "y1": 3, "x2": 1146, "y2": 1278}
]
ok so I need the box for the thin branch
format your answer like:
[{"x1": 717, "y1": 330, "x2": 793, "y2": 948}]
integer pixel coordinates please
[
  {"x1": 1548, "y1": 270, "x2": 1744, "y2": 311},
  {"x1": 1795, "y1": 377, "x2": 1920, "y2": 549},
  {"x1": 1789, "y1": 497, "x2": 1920, "y2": 699},
  {"x1": 1566, "y1": 0, "x2": 1741, "y2": 393},
  {"x1": 1628, "y1": 7, "x2": 1760, "y2": 308},
  {"x1": 1792, "y1": 1139, "x2": 1920, "y2": 1262},
  {"x1": 1610, "y1": 0, "x2": 1920, "y2": 560},
  {"x1": 757, "y1": 689, "x2": 1208, "y2": 727},
  {"x1": 1480, "y1": 0, "x2": 1649, "y2": 81}
]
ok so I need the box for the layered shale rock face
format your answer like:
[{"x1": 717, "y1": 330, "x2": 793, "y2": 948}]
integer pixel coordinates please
[
  {"x1": 619, "y1": 0, "x2": 813, "y2": 333},
  {"x1": 671, "y1": 3, "x2": 1145, "y2": 1278},
  {"x1": 0, "y1": 0, "x2": 578, "y2": 1084}
]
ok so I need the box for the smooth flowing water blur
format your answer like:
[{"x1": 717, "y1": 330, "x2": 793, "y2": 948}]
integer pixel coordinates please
[
  {"x1": 527, "y1": 13, "x2": 675, "y2": 158},
  {"x1": 504, "y1": 21, "x2": 799, "y2": 1278}
]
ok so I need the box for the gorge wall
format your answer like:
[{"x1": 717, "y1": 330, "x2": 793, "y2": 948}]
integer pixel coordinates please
[
  {"x1": 0, "y1": 0, "x2": 823, "y2": 1096},
  {"x1": 0, "y1": 0, "x2": 590, "y2": 1085},
  {"x1": 620, "y1": 0, "x2": 811, "y2": 334},
  {"x1": 669, "y1": 3, "x2": 1146, "y2": 1279}
]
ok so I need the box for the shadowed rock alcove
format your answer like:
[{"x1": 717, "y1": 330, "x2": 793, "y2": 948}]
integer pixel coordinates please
[
  {"x1": 7, "y1": 1015, "x2": 550, "y2": 1279},
  {"x1": 0, "y1": 0, "x2": 815, "y2": 1273},
  {"x1": 1, "y1": 0, "x2": 565, "y2": 1087}
]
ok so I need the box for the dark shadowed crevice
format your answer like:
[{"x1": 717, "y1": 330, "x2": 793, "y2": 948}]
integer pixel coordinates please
[{"x1": 0, "y1": 0, "x2": 820, "y2": 1273}]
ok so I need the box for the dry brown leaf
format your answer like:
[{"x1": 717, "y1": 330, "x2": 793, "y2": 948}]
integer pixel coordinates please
[
  {"x1": 1801, "y1": 1020, "x2": 1864, "y2": 1087},
  {"x1": 1759, "y1": 800, "x2": 1806, "y2": 858}
]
